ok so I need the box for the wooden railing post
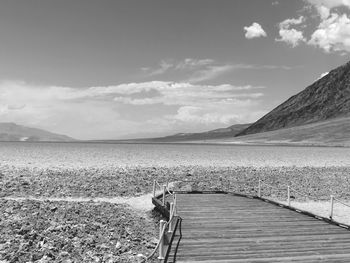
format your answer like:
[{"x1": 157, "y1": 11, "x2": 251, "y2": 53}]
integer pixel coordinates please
[
  {"x1": 162, "y1": 185, "x2": 166, "y2": 206},
  {"x1": 287, "y1": 186, "x2": 291, "y2": 206},
  {"x1": 158, "y1": 220, "x2": 166, "y2": 260},
  {"x1": 330, "y1": 195, "x2": 334, "y2": 219},
  {"x1": 152, "y1": 180, "x2": 156, "y2": 197},
  {"x1": 168, "y1": 203, "x2": 174, "y2": 233},
  {"x1": 173, "y1": 194, "x2": 177, "y2": 216},
  {"x1": 258, "y1": 179, "x2": 261, "y2": 198}
]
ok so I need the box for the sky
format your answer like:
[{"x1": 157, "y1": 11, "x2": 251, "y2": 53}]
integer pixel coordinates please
[{"x1": 0, "y1": 0, "x2": 349, "y2": 140}]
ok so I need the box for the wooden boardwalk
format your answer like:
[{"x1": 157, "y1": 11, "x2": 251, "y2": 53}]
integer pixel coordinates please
[{"x1": 168, "y1": 193, "x2": 350, "y2": 262}]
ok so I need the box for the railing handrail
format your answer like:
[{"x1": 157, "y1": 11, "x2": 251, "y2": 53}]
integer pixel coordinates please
[
  {"x1": 144, "y1": 214, "x2": 179, "y2": 261},
  {"x1": 148, "y1": 183, "x2": 180, "y2": 261},
  {"x1": 259, "y1": 181, "x2": 322, "y2": 201},
  {"x1": 172, "y1": 178, "x2": 247, "y2": 183},
  {"x1": 334, "y1": 197, "x2": 350, "y2": 209},
  {"x1": 258, "y1": 179, "x2": 349, "y2": 221},
  {"x1": 165, "y1": 185, "x2": 174, "y2": 196},
  {"x1": 144, "y1": 219, "x2": 170, "y2": 260}
]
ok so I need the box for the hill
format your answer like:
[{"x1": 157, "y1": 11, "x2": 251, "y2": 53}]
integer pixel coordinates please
[
  {"x1": 0, "y1": 123, "x2": 75, "y2": 142},
  {"x1": 106, "y1": 123, "x2": 251, "y2": 143},
  {"x1": 213, "y1": 116, "x2": 350, "y2": 147},
  {"x1": 238, "y1": 61, "x2": 350, "y2": 136},
  {"x1": 150, "y1": 123, "x2": 251, "y2": 142}
]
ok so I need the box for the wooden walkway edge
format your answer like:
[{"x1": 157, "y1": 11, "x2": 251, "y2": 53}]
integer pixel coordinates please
[{"x1": 153, "y1": 192, "x2": 350, "y2": 263}]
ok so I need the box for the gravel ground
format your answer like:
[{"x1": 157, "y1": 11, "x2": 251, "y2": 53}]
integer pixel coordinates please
[
  {"x1": 2, "y1": 165, "x2": 350, "y2": 262},
  {"x1": 0, "y1": 199, "x2": 160, "y2": 263},
  {"x1": 1, "y1": 165, "x2": 350, "y2": 200}
]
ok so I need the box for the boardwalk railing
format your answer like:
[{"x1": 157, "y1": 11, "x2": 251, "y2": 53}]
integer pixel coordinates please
[
  {"x1": 258, "y1": 179, "x2": 350, "y2": 223},
  {"x1": 144, "y1": 181, "x2": 182, "y2": 262},
  {"x1": 155, "y1": 177, "x2": 350, "y2": 223},
  {"x1": 147, "y1": 177, "x2": 350, "y2": 261},
  {"x1": 331, "y1": 196, "x2": 350, "y2": 219}
]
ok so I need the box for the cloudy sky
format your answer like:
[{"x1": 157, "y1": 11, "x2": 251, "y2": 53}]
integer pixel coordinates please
[{"x1": 0, "y1": 0, "x2": 349, "y2": 139}]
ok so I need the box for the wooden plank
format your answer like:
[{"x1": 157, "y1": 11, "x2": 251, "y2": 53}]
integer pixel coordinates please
[{"x1": 169, "y1": 193, "x2": 350, "y2": 263}]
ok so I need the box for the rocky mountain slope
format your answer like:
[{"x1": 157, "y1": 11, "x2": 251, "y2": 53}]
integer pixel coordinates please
[
  {"x1": 225, "y1": 116, "x2": 350, "y2": 146},
  {"x1": 0, "y1": 123, "x2": 74, "y2": 142},
  {"x1": 238, "y1": 61, "x2": 350, "y2": 136}
]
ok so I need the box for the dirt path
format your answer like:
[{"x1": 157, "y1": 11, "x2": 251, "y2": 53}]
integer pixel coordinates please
[{"x1": 2, "y1": 193, "x2": 155, "y2": 212}]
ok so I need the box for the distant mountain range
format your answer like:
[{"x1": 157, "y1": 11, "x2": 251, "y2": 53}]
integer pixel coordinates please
[
  {"x1": 0, "y1": 123, "x2": 74, "y2": 142},
  {"x1": 140, "y1": 123, "x2": 251, "y2": 142}
]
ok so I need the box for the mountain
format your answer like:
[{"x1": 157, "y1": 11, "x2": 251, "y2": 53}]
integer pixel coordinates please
[
  {"x1": 0, "y1": 123, "x2": 75, "y2": 142},
  {"x1": 154, "y1": 123, "x2": 251, "y2": 142},
  {"x1": 221, "y1": 116, "x2": 350, "y2": 147},
  {"x1": 237, "y1": 61, "x2": 350, "y2": 136},
  {"x1": 114, "y1": 123, "x2": 251, "y2": 143}
]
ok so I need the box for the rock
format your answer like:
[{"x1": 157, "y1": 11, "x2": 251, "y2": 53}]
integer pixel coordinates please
[
  {"x1": 115, "y1": 241, "x2": 122, "y2": 249},
  {"x1": 59, "y1": 251, "x2": 69, "y2": 257}
]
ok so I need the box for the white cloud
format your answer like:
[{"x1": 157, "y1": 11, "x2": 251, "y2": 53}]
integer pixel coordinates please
[
  {"x1": 308, "y1": 13, "x2": 350, "y2": 53},
  {"x1": 276, "y1": 16, "x2": 306, "y2": 47},
  {"x1": 173, "y1": 106, "x2": 240, "y2": 125},
  {"x1": 306, "y1": 0, "x2": 350, "y2": 10},
  {"x1": 0, "y1": 80, "x2": 265, "y2": 139},
  {"x1": 113, "y1": 82, "x2": 264, "y2": 106},
  {"x1": 174, "y1": 58, "x2": 215, "y2": 70},
  {"x1": 317, "y1": 5, "x2": 331, "y2": 20},
  {"x1": 170, "y1": 103, "x2": 266, "y2": 127},
  {"x1": 293, "y1": 0, "x2": 350, "y2": 53},
  {"x1": 142, "y1": 58, "x2": 234, "y2": 82},
  {"x1": 187, "y1": 65, "x2": 234, "y2": 83},
  {"x1": 143, "y1": 58, "x2": 294, "y2": 84},
  {"x1": 143, "y1": 58, "x2": 215, "y2": 76},
  {"x1": 277, "y1": 29, "x2": 305, "y2": 47},
  {"x1": 144, "y1": 60, "x2": 173, "y2": 76},
  {"x1": 244, "y1": 22, "x2": 267, "y2": 39},
  {"x1": 279, "y1": 16, "x2": 305, "y2": 28}
]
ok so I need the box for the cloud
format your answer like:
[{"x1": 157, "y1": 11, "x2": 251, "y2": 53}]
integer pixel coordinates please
[
  {"x1": 142, "y1": 58, "x2": 234, "y2": 82},
  {"x1": 174, "y1": 58, "x2": 215, "y2": 70},
  {"x1": 113, "y1": 82, "x2": 264, "y2": 106},
  {"x1": 303, "y1": 0, "x2": 350, "y2": 53},
  {"x1": 232, "y1": 64, "x2": 296, "y2": 70},
  {"x1": 243, "y1": 23, "x2": 267, "y2": 39},
  {"x1": 316, "y1": 5, "x2": 331, "y2": 20},
  {"x1": 187, "y1": 65, "x2": 235, "y2": 83},
  {"x1": 279, "y1": 16, "x2": 305, "y2": 28},
  {"x1": 306, "y1": 0, "x2": 350, "y2": 10},
  {"x1": 308, "y1": 13, "x2": 350, "y2": 53},
  {"x1": 272, "y1": 1, "x2": 279, "y2": 6},
  {"x1": 143, "y1": 60, "x2": 173, "y2": 76},
  {"x1": 170, "y1": 103, "x2": 266, "y2": 127},
  {"x1": 276, "y1": 16, "x2": 306, "y2": 47},
  {"x1": 172, "y1": 106, "x2": 241, "y2": 125},
  {"x1": 0, "y1": 80, "x2": 265, "y2": 139},
  {"x1": 276, "y1": 29, "x2": 305, "y2": 47},
  {"x1": 143, "y1": 58, "x2": 295, "y2": 84},
  {"x1": 143, "y1": 58, "x2": 215, "y2": 76}
]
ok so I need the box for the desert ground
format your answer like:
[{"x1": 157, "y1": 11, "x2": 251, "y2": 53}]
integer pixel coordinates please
[{"x1": 2, "y1": 164, "x2": 350, "y2": 262}]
